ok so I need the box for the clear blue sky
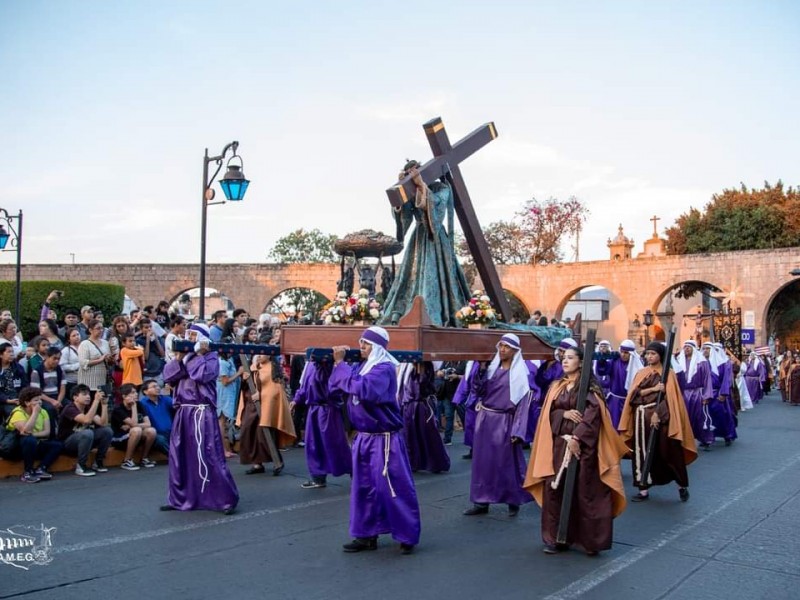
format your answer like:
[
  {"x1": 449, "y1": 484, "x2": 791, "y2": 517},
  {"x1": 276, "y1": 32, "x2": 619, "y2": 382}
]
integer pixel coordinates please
[{"x1": 2, "y1": 0, "x2": 798, "y2": 265}]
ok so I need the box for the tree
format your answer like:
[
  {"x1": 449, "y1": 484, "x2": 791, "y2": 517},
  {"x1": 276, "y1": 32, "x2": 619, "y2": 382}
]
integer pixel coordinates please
[
  {"x1": 666, "y1": 181, "x2": 800, "y2": 255},
  {"x1": 267, "y1": 228, "x2": 339, "y2": 263},
  {"x1": 265, "y1": 287, "x2": 330, "y2": 323},
  {"x1": 457, "y1": 196, "x2": 589, "y2": 266}
]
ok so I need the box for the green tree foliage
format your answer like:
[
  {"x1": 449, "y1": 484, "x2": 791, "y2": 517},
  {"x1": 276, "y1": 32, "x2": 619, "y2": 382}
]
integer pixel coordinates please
[
  {"x1": 457, "y1": 196, "x2": 589, "y2": 266},
  {"x1": 0, "y1": 281, "x2": 124, "y2": 339},
  {"x1": 267, "y1": 228, "x2": 339, "y2": 263},
  {"x1": 265, "y1": 288, "x2": 330, "y2": 322},
  {"x1": 666, "y1": 181, "x2": 800, "y2": 254}
]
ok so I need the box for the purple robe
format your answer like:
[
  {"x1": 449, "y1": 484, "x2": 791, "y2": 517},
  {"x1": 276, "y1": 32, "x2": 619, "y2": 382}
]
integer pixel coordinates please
[
  {"x1": 470, "y1": 367, "x2": 533, "y2": 506},
  {"x1": 677, "y1": 361, "x2": 715, "y2": 446},
  {"x1": 709, "y1": 362, "x2": 737, "y2": 441},
  {"x1": 605, "y1": 357, "x2": 632, "y2": 429},
  {"x1": 452, "y1": 361, "x2": 481, "y2": 448},
  {"x1": 523, "y1": 361, "x2": 543, "y2": 443},
  {"x1": 329, "y1": 361, "x2": 421, "y2": 546},
  {"x1": 593, "y1": 355, "x2": 613, "y2": 398},
  {"x1": 399, "y1": 365, "x2": 451, "y2": 473},
  {"x1": 162, "y1": 352, "x2": 239, "y2": 512},
  {"x1": 744, "y1": 360, "x2": 765, "y2": 404},
  {"x1": 294, "y1": 362, "x2": 352, "y2": 478},
  {"x1": 535, "y1": 359, "x2": 564, "y2": 400}
]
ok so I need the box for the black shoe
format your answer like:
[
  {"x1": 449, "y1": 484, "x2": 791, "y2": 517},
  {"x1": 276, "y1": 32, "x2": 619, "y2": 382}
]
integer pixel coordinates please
[
  {"x1": 273, "y1": 465, "x2": 284, "y2": 476},
  {"x1": 462, "y1": 450, "x2": 473, "y2": 460},
  {"x1": 507, "y1": 504, "x2": 520, "y2": 517},
  {"x1": 463, "y1": 504, "x2": 489, "y2": 516},
  {"x1": 342, "y1": 537, "x2": 378, "y2": 553},
  {"x1": 542, "y1": 544, "x2": 559, "y2": 554},
  {"x1": 679, "y1": 487, "x2": 690, "y2": 502},
  {"x1": 223, "y1": 506, "x2": 236, "y2": 515},
  {"x1": 245, "y1": 466, "x2": 265, "y2": 475},
  {"x1": 700, "y1": 443, "x2": 711, "y2": 452},
  {"x1": 631, "y1": 492, "x2": 649, "y2": 502},
  {"x1": 301, "y1": 480, "x2": 326, "y2": 489},
  {"x1": 159, "y1": 505, "x2": 177, "y2": 511},
  {"x1": 725, "y1": 439, "x2": 732, "y2": 447},
  {"x1": 400, "y1": 543, "x2": 414, "y2": 555}
]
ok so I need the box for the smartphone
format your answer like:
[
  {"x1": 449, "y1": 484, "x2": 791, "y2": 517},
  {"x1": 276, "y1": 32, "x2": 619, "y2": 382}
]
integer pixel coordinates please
[
  {"x1": 55, "y1": 290, "x2": 64, "y2": 298},
  {"x1": 99, "y1": 383, "x2": 112, "y2": 396}
]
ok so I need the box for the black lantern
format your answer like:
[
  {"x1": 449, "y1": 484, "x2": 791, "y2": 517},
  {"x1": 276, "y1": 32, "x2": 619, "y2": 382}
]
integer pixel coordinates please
[{"x1": 643, "y1": 309, "x2": 654, "y2": 327}]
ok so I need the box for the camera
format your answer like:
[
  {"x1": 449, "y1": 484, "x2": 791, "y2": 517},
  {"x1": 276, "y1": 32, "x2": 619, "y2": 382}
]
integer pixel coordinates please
[{"x1": 445, "y1": 368, "x2": 457, "y2": 376}]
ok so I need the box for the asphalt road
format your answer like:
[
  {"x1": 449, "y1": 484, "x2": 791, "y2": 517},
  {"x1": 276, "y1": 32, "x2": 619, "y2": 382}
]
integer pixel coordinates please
[{"x1": 3, "y1": 390, "x2": 799, "y2": 600}]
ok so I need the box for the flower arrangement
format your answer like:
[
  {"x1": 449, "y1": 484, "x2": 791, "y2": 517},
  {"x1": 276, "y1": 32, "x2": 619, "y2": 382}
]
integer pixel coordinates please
[
  {"x1": 456, "y1": 290, "x2": 498, "y2": 326},
  {"x1": 321, "y1": 289, "x2": 382, "y2": 324}
]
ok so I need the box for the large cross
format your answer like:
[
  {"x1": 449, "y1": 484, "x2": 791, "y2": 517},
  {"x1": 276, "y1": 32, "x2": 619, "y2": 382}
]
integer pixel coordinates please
[
  {"x1": 650, "y1": 214, "x2": 661, "y2": 237},
  {"x1": 385, "y1": 117, "x2": 513, "y2": 322}
]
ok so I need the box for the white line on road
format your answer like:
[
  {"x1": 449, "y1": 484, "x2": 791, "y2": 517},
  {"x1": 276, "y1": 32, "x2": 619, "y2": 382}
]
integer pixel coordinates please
[{"x1": 543, "y1": 452, "x2": 800, "y2": 600}]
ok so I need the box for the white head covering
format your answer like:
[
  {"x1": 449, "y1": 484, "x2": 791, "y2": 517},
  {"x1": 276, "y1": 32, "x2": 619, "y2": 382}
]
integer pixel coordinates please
[
  {"x1": 619, "y1": 339, "x2": 644, "y2": 390},
  {"x1": 359, "y1": 326, "x2": 399, "y2": 376},
  {"x1": 555, "y1": 336, "x2": 578, "y2": 359},
  {"x1": 486, "y1": 333, "x2": 529, "y2": 406},
  {"x1": 747, "y1": 351, "x2": 762, "y2": 370},
  {"x1": 712, "y1": 343, "x2": 729, "y2": 365},
  {"x1": 188, "y1": 323, "x2": 211, "y2": 354},
  {"x1": 677, "y1": 340, "x2": 705, "y2": 381},
  {"x1": 702, "y1": 342, "x2": 721, "y2": 376}
]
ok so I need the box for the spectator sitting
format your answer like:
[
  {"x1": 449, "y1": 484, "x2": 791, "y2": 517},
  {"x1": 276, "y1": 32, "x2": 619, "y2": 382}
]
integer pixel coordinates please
[
  {"x1": 38, "y1": 319, "x2": 64, "y2": 351},
  {"x1": 135, "y1": 319, "x2": 165, "y2": 386},
  {"x1": 0, "y1": 341, "x2": 28, "y2": 418},
  {"x1": 111, "y1": 383, "x2": 157, "y2": 470},
  {"x1": 28, "y1": 347, "x2": 65, "y2": 437},
  {"x1": 140, "y1": 379, "x2": 174, "y2": 455},
  {"x1": 58, "y1": 384, "x2": 113, "y2": 476},
  {"x1": 59, "y1": 308, "x2": 81, "y2": 339},
  {"x1": 76, "y1": 305, "x2": 94, "y2": 341},
  {"x1": 119, "y1": 333, "x2": 144, "y2": 387},
  {"x1": 59, "y1": 327, "x2": 82, "y2": 402},
  {"x1": 7, "y1": 387, "x2": 64, "y2": 483}
]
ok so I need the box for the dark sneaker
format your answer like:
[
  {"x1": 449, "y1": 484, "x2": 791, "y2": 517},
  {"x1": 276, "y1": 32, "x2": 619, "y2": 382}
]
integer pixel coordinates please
[
  {"x1": 301, "y1": 480, "x2": 326, "y2": 489},
  {"x1": 20, "y1": 471, "x2": 41, "y2": 484},
  {"x1": 462, "y1": 450, "x2": 473, "y2": 460},
  {"x1": 92, "y1": 461, "x2": 109, "y2": 473},
  {"x1": 342, "y1": 537, "x2": 378, "y2": 553},
  {"x1": 400, "y1": 543, "x2": 415, "y2": 555},
  {"x1": 507, "y1": 504, "x2": 520, "y2": 517},
  {"x1": 463, "y1": 504, "x2": 489, "y2": 516},
  {"x1": 140, "y1": 458, "x2": 157, "y2": 468},
  {"x1": 679, "y1": 487, "x2": 690, "y2": 502},
  {"x1": 75, "y1": 464, "x2": 96, "y2": 477},
  {"x1": 631, "y1": 492, "x2": 649, "y2": 502},
  {"x1": 33, "y1": 467, "x2": 53, "y2": 480},
  {"x1": 121, "y1": 459, "x2": 140, "y2": 471}
]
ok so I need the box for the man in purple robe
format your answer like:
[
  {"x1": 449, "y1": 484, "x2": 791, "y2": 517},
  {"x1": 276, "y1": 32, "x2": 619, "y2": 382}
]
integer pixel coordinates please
[
  {"x1": 329, "y1": 326, "x2": 421, "y2": 555},
  {"x1": 160, "y1": 323, "x2": 239, "y2": 514},
  {"x1": 452, "y1": 361, "x2": 481, "y2": 459},
  {"x1": 704, "y1": 343, "x2": 737, "y2": 445},
  {"x1": 535, "y1": 338, "x2": 577, "y2": 400},
  {"x1": 676, "y1": 340, "x2": 715, "y2": 450},
  {"x1": 592, "y1": 339, "x2": 614, "y2": 398},
  {"x1": 463, "y1": 333, "x2": 533, "y2": 517},
  {"x1": 744, "y1": 351, "x2": 765, "y2": 404},
  {"x1": 522, "y1": 359, "x2": 543, "y2": 443},
  {"x1": 293, "y1": 360, "x2": 352, "y2": 489},
  {"x1": 602, "y1": 339, "x2": 643, "y2": 429},
  {"x1": 398, "y1": 362, "x2": 451, "y2": 473}
]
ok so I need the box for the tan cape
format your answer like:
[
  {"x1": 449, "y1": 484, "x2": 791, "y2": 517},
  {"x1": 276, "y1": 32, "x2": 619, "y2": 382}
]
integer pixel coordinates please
[
  {"x1": 523, "y1": 378, "x2": 629, "y2": 518},
  {"x1": 618, "y1": 367, "x2": 698, "y2": 466},
  {"x1": 236, "y1": 364, "x2": 296, "y2": 448}
]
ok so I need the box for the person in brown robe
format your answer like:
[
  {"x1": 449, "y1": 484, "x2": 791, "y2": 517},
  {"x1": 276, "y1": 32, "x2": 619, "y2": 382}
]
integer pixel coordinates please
[
  {"x1": 788, "y1": 356, "x2": 800, "y2": 406},
  {"x1": 235, "y1": 356, "x2": 296, "y2": 475},
  {"x1": 524, "y1": 345, "x2": 628, "y2": 556},
  {"x1": 618, "y1": 342, "x2": 697, "y2": 503},
  {"x1": 779, "y1": 351, "x2": 793, "y2": 402}
]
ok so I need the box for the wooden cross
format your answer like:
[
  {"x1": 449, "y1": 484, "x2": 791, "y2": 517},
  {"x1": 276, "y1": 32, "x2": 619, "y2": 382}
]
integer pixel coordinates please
[
  {"x1": 385, "y1": 117, "x2": 512, "y2": 322},
  {"x1": 650, "y1": 215, "x2": 661, "y2": 237}
]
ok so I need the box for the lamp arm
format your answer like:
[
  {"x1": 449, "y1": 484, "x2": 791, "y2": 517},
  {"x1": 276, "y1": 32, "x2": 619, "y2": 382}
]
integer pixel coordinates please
[{"x1": 204, "y1": 141, "x2": 240, "y2": 190}]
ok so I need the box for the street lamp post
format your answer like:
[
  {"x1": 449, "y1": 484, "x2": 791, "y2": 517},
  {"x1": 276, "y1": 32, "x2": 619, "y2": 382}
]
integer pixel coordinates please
[
  {"x1": 0, "y1": 209, "x2": 23, "y2": 324},
  {"x1": 643, "y1": 309, "x2": 654, "y2": 346},
  {"x1": 200, "y1": 141, "x2": 250, "y2": 321}
]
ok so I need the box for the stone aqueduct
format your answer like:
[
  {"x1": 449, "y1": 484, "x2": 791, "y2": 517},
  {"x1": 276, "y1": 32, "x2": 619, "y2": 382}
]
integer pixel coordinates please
[{"x1": 3, "y1": 246, "x2": 798, "y2": 346}]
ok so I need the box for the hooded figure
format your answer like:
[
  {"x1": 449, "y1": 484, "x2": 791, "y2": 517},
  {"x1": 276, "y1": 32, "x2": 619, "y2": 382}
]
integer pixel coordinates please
[
  {"x1": 603, "y1": 339, "x2": 644, "y2": 429},
  {"x1": 463, "y1": 334, "x2": 534, "y2": 517},
  {"x1": 675, "y1": 340, "x2": 715, "y2": 448},
  {"x1": 703, "y1": 343, "x2": 737, "y2": 445}
]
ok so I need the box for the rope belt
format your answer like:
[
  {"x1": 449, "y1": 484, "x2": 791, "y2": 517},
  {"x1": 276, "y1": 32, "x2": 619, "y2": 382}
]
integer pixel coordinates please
[
  {"x1": 551, "y1": 435, "x2": 577, "y2": 490},
  {"x1": 475, "y1": 401, "x2": 506, "y2": 414},
  {"x1": 179, "y1": 404, "x2": 211, "y2": 494},
  {"x1": 362, "y1": 431, "x2": 397, "y2": 498},
  {"x1": 702, "y1": 403, "x2": 715, "y2": 432},
  {"x1": 634, "y1": 402, "x2": 656, "y2": 486}
]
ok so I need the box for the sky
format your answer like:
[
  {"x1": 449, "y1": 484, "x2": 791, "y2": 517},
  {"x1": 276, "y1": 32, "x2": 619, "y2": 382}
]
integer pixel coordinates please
[{"x1": 1, "y1": 0, "x2": 799, "y2": 267}]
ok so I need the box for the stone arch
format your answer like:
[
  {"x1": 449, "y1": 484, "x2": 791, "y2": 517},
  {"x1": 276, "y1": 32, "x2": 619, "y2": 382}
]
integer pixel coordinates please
[
  {"x1": 263, "y1": 286, "x2": 332, "y2": 323},
  {"x1": 503, "y1": 288, "x2": 530, "y2": 323},
  {"x1": 651, "y1": 280, "x2": 723, "y2": 345},
  {"x1": 166, "y1": 287, "x2": 235, "y2": 319},
  {"x1": 763, "y1": 279, "x2": 800, "y2": 350},
  {"x1": 556, "y1": 284, "x2": 630, "y2": 345}
]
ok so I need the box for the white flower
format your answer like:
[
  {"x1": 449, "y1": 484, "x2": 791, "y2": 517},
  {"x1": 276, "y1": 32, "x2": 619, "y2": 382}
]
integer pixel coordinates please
[
  {"x1": 473, "y1": 289, "x2": 483, "y2": 296},
  {"x1": 480, "y1": 295, "x2": 491, "y2": 303},
  {"x1": 358, "y1": 288, "x2": 369, "y2": 297},
  {"x1": 369, "y1": 308, "x2": 380, "y2": 318},
  {"x1": 324, "y1": 315, "x2": 333, "y2": 324}
]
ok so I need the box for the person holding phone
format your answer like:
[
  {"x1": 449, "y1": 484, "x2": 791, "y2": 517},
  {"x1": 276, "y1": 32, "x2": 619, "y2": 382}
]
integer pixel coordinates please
[
  {"x1": 77, "y1": 319, "x2": 112, "y2": 397},
  {"x1": 58, "y1": 384, "x2": 113, "y2": 476}
]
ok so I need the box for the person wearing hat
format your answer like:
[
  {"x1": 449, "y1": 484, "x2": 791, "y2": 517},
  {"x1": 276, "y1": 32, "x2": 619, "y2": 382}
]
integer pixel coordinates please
[
  {"x1": 618, "y1": 342, "x2": 697, "y2": 503},
  {"x1": 328, "y1": 326, "x2": 421, "y2": 555},
  {"x1": 524, "y1": 344, "x2": 628, "y2": 555},
  {"x1": 463, "y1": 333, "x2": 533, "y2": 517},
  {"x1": 160, "y1": 323, "x2": 239, "y2": 514},
  {"x1": 535, "y1": 338, "x2": 577, "y2": 400},
  {"x1": 675, "y1": 340, "x2": 715, "y2": 450},
  {"x1": 743, "y1": 351, "x2": 766, "y2": 405},
  {"x1": 76, "y1": 306, "x2": 94, "y2": 341},
  {"x1": 602, "y1": 340, "x2": 644, "y2": 429}
]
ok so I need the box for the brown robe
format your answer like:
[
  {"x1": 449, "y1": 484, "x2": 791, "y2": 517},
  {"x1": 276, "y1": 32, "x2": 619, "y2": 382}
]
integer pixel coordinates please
[
  {"x1": 235, "y1": 362, "x2": 296, "y2": 465},
  {"x1": 618, "y1": 368, "x2": 697, "y2": 490},
  {"x1": 789, "y1": 364, "x2": 800, "y2": 406},
  {"x1": 524, "y1": 378, "x2": 628, "y2": 552}
]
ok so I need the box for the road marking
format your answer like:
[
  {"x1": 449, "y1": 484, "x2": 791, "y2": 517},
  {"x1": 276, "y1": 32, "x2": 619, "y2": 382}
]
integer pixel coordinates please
[
  {"x1": 54, "y1": 470, "x2": 469, "y2": 555},
  {"x1": 543, "y1": 452, "x2": 800, "y2": 600}
]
